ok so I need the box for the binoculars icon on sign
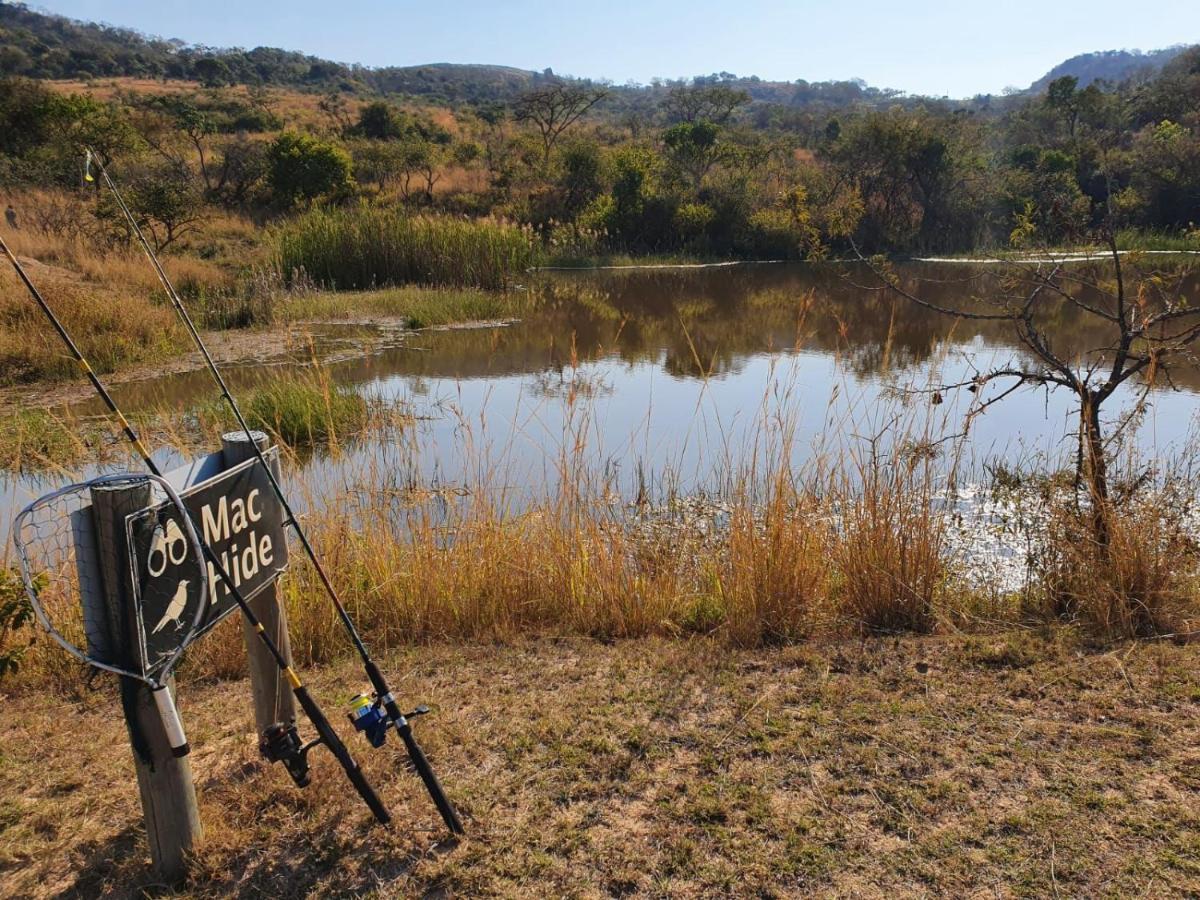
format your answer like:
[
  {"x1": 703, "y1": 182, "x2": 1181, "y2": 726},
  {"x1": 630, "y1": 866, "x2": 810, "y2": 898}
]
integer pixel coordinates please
[{"x1": 148, "y1": 518, "x2": 189, "y2": 577}]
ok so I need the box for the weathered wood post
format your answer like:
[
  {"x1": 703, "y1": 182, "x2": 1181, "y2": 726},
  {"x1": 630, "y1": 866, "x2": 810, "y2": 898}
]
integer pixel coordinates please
[
  {"x1": 91, "y1": 481, "x2": 201, "y2": 884},
  {"x1": 221, "y1": 430, "x2": 297, "y2": 733}
]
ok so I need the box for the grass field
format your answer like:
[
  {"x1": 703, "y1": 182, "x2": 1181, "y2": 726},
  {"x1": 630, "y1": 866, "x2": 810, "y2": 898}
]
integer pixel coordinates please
[{"x1": 1, "y1": 633, "x2": 1198, "y2": 897}]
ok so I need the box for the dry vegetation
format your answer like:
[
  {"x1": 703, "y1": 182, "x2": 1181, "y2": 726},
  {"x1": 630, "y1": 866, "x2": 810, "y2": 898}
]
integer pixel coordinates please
[{"x1": 2, "y1": 635, "x2": 1199, "y2": 897}]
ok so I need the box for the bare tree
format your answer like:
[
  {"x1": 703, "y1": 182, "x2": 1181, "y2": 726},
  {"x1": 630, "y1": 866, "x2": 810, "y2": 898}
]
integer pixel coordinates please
[
  {"x1": 854, "y1": 233, "x2": 1200, "y2": 550},
  {"x1": 662, "y1": 83, "x2": 750, "y2": 125},
  {"x1": 513, "y1": 82, "x2": 608, "y2": 165}
]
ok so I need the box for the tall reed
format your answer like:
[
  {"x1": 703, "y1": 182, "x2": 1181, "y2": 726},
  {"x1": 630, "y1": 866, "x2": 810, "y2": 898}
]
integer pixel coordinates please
[{"x1": 276, "y1": 207, "x2": 537, "y2": 291}]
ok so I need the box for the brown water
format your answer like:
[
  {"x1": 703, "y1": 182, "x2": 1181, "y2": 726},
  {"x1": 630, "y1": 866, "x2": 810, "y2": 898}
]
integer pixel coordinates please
[{"x1": 5, "y1": 262, "x2": 1199, "y2": 540}]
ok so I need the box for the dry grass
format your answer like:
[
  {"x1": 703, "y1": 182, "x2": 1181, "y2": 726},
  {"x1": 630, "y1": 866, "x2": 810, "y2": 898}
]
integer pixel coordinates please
[
  {"x1": 0, "y1": 253, "x2": 187, "y2": 384},
  {"x1": 1, "y1": 634, "x2": 1199, "y2": 897},
  {"x1": 1035, "y1": 491, "x2": 1200, "y2": 640},
  {"x1": 834, "y1": 459, "x2": 947, "y2": 636}
]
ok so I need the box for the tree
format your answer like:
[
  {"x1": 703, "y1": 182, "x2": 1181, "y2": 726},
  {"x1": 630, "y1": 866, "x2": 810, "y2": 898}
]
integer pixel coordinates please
[
  {"x1": 267, "y1": 131, "x2": 354, "y2": 206},
  {"x1": 829, "y1": 110, "x2": 989, "y2": 252},
  {"x1": 662, "y1": 84, "x2": 750, "y2": 125},
  {"x1": 513, "y1": 82, "x2": 608, "y2": 165},
  {"x1": 127, "y1": 162, "x2": 204, "y2": 250},
  {"x1": 0, "y1": 77, "x2": 57, "y2": 157},
  {"x1": 662, "y1": 120, "x2": 732, "y2": 192},
  {"x1": 194, "y1": 56, "x2": 233, "y2": 88},
  {"x1": 855, "y1": 234, "x2": 1200, "y2": 565},
  {"x1": 354, "y1": 101, "x2": 407, "y2": 141},
  {"x1": 51, "y1": 94, "x2": 142, "y2": 170},
  {"x1": 349, "y1": 138, "x2": 405, "y2": 192},
  {"x1": 318, "y1": 91, "x2": 355, "y2": 135},
  {"x1": 210, "y1": 133, "x2": 268, "y2": 205}
]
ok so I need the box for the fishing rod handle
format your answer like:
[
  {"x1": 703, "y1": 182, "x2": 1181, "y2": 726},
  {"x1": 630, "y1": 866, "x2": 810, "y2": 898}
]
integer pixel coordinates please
[
  {"x1": 365, "y1": 661, "x2": 465, "y2": 835},
  {"x1": 151, "y1": 684, "x2": 190, "y2": 758},
  {"x1": 397, "y1": 723, "x2": 465, "y2": 835},
  {"x1": 293, "y1": 685, "x2": 392, "y2": 826}
]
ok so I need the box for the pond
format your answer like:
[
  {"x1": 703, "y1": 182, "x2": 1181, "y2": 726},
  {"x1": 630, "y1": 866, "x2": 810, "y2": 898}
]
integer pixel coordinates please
[{"x1": 4, "y1": 261, "x2": 1200, "y2": 545}]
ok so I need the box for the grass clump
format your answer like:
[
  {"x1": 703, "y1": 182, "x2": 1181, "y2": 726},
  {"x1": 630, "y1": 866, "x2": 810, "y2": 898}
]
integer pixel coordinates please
[
  {"x1": 0, "y1": 408, "x2": 101, "y2": 472},
  {"x1": 277, "y1": 207, "x2": 537, "y2": 291},
  {"x1": 1114, "y1": 227, "x2": 1200, "y2": 252},
  {"x1": 834, "y1": 458, "x2": 947, "y2": 635},
  {"x1": 0, "y1": 267, "x2": 185, "y2": 384},
  {"x1": 1035, "y1": 491, "x2": 1200, "y2": 640},
  {"x1": 215, "y1": 376, "x2": 371, "y2": 447}
]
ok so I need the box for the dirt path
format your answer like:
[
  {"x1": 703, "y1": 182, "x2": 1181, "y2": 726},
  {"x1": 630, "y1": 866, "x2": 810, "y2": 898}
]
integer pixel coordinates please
[
  {"x1": 1, "y1": 633, "x2": 1197, "y2": 897},
  {"x1": 0, "y1": 316, "x2": 414, "y2": 413}
]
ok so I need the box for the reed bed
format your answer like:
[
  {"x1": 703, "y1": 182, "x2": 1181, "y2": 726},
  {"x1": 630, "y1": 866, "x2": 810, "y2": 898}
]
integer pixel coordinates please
[{"x1": 276, "y1": 207, "x2": 537, "y2": 291}]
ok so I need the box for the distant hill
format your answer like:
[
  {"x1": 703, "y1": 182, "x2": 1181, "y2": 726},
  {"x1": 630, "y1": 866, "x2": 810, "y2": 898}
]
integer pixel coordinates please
[
  {"x1": 1028, "y1": 47, "x2": 1193, "y2": 93},
  {"x1": 1, "y1": 0, "x2": 1195, "y2": 112}
]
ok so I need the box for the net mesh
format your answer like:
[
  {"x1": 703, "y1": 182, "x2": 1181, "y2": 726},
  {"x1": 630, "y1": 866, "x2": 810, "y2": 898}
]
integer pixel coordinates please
[{"x1": 13, "y1": 479, "x2": 114, "y2": 666}]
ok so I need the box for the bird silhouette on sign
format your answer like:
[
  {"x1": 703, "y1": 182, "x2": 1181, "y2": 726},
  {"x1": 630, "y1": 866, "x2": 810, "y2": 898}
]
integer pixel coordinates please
[{"x1": 151, "y1": 580, "x2": 190, "y2": 634}]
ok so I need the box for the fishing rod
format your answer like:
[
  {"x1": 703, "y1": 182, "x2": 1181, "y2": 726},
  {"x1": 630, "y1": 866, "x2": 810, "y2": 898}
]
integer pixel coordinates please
[
  {"x1": 0, "y1": 233, "x2": 391, "y2": 826},
  {"x1": 90, "y1": 152, "x2": 465, "y2": 836}
]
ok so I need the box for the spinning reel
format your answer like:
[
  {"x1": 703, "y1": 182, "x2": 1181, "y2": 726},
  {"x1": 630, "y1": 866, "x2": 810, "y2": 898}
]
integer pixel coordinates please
[
  {"x1": 347, "y1": 693, "x2": 430, "y2": 748},
  {"x1": 261, "y1": 692, "x2": 431, "y2": 789},
  {"x1": 259, "y1": 722, "x2": 316, "y2": 787}
]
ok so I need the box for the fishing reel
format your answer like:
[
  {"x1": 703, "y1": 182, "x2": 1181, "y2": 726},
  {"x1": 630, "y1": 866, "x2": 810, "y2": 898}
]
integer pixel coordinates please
[
  {"x1": 347, "y1": 693, "x2": 429, "y2": 748},
  {"x1": 260, "y1": 721, "x2": 318, "y2": 788}
]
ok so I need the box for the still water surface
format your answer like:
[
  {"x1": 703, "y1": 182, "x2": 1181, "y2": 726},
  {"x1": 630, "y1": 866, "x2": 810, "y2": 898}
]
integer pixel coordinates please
[{"x1": 4, "y1": 262, "x2": 1199, "y2": 540}]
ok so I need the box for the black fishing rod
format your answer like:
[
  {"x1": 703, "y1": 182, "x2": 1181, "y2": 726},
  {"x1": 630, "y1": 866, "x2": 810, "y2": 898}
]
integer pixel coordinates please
[
  {"x1": 0, "y1": 233, "x2": 391, "y2": 826},
  {"x1": 91, "y1": 153, "x2": 465, "y2": 836}
]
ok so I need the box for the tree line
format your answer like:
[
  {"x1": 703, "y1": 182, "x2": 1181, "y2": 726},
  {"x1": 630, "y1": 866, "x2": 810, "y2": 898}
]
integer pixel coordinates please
[{"x1": 0, "y1": 36, "x2": 1197, "y2": 258}]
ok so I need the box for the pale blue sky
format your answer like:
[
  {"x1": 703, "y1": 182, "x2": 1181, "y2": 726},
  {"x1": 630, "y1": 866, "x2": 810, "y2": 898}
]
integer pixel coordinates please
[{"x1": 32, "y1": 0, "x2": 1200, "y2": 96}]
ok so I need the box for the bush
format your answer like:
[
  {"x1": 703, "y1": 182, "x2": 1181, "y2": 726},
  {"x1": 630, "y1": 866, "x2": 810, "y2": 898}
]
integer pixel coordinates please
[
  {"x1": 267, "y1": 131, "x2": 354, "y2": 207},
  {"x1": 276, "y1": 206, "x2": 536, "y2": 290},
  {"x1": 1034, "y1": 493, "x2": 1199, "y2": 640},
  {"x1": 834, "y1": 465, "x2": 946, "y2": 634}
]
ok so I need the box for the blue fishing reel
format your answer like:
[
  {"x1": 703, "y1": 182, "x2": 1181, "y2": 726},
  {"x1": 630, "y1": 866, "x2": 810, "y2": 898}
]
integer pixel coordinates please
[{"x1": 347, "y1": 693, "x2": 430, "y2": 748}]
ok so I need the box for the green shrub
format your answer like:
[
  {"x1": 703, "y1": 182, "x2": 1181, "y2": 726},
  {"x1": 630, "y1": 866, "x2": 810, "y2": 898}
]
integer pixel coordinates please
[
  {"x1": 0, "y1": 569, "x2": 34, "y2": 680},
  {"x1": 268, "y1": 131, "x2": 354, "y2": 206}
]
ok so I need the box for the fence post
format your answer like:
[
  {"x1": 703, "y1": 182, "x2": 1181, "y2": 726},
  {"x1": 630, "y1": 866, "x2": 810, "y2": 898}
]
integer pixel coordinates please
[
  {"x1": 91, "y1": 481, "x2": 201, "y2": 884},
  {"x1": 221, "y1": 430, "x2": 297, "y2": 734}
]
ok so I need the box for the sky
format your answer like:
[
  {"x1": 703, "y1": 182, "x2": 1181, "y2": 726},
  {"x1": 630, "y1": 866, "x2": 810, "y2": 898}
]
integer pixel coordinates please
[{"x1": 30, "y1": 0, "x2": 1200, "y2": 97}]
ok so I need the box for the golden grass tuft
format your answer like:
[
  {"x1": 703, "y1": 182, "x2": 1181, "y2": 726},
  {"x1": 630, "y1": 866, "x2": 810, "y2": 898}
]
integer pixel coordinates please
[{"x1": 1036, "y1": 492, "x2": 1200, "y2": 640}]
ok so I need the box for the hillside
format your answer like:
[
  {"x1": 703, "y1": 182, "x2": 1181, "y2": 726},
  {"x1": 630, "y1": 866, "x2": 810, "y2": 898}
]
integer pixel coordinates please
[
  {"x1": 6, "y1": 0, "x2": 1192, "y2": 111},
  {"x1": 1028, "y1": 46, "x2": 1192, "y2": 92}
]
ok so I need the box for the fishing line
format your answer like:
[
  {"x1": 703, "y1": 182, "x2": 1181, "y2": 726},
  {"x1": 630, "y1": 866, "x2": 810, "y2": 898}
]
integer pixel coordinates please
[
  {"x1": 90, "y1": 152, "x2": 465, "y2": 835},
  {"x1": 0, "y1": 233, "x2": 391, "y2": 825}
]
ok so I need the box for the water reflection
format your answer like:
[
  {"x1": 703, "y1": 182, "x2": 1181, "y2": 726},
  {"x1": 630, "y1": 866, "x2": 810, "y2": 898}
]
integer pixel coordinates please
[{"x1": 4, "y1": 262, "x2": 1197, "y2": 545}]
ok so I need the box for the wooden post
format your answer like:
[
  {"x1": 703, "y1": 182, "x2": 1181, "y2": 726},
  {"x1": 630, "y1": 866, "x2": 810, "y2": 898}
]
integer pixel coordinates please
[
  {"x1": 91, "y1": 481, "x2": 200, "y2": 884},
  {"x1": 221, "y1": 430, "x2": 297, "y2": 734}
]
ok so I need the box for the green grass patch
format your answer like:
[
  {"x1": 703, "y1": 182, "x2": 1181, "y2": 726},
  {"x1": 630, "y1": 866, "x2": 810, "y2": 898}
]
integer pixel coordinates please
[
  {"x1": 277, "y1": 207, "x2": 538, "y2": 291},
  {"x1": 536, "y1": 251, "x2": 709, "y2": 269},
  {"x1": 201, "y1": 377, "x2": 371, "y2": 447},
  {"x1": 1114, "y1": 228, "x2": 1200, "y2": 252}
]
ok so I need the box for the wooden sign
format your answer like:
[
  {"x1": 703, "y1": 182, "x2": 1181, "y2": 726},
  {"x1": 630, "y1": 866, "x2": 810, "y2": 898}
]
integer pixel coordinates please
[{"x1": 125, "y1": 451, "x2": 289, "y2": 676}]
